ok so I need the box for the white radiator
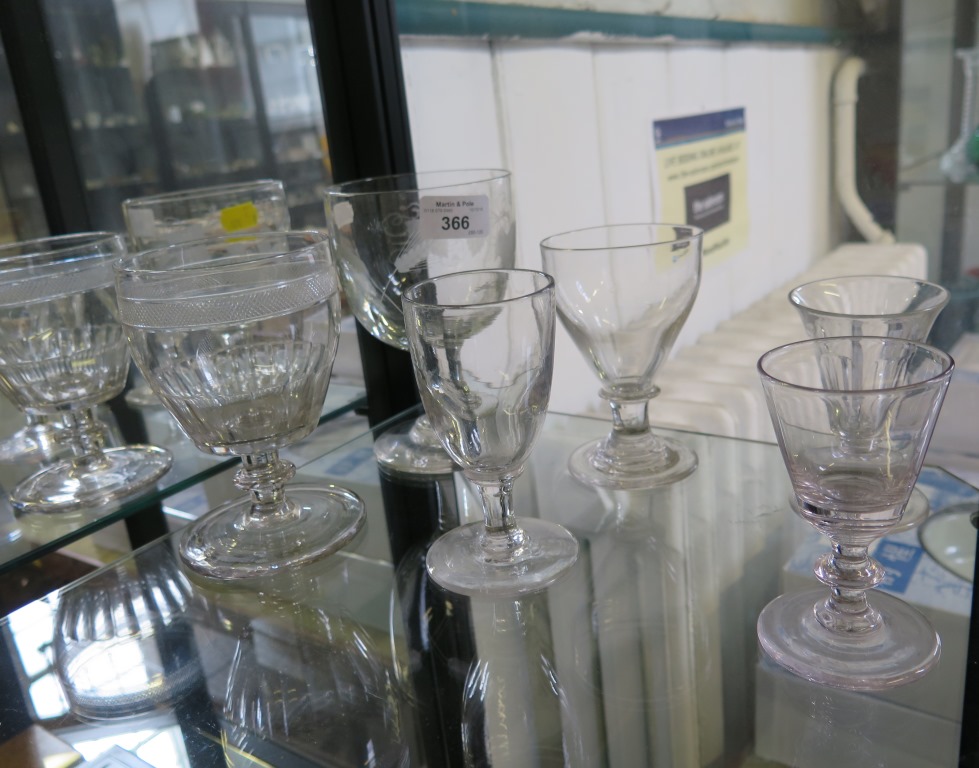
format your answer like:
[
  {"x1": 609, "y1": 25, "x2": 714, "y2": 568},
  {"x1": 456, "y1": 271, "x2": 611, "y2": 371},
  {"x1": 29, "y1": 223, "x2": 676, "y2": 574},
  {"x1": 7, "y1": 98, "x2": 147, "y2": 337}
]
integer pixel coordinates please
[{"x1": 653, "y1": 242, "x2": 928, "y2": 442}]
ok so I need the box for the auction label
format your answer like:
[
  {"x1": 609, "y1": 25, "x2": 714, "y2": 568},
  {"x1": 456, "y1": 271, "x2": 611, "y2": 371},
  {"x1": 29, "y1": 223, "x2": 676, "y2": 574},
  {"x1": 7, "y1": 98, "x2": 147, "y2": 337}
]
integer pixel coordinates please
[{"x1": 420, "y1": 195, "x2": 489, "y2": 239}]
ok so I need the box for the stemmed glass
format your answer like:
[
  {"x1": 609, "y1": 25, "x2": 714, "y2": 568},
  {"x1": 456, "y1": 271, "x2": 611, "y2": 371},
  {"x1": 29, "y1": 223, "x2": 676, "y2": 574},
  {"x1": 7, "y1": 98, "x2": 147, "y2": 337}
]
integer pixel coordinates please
[
  {"x1": 540, "y1": 223, "x2": 703, "y2": 490},
  {"x1": 789, "y1": 275, "x2": 950, "y2": 531},
  {"x1": 0, "y1": 233, "x2": 172, "y2": 513},
  {"x1": 402, "y1": 269, "x2": 578, "y2": 596},
  {"x1": 325, "y1": 169, "x2": 515, "y2": 477},
  {"x1": 114, "y1": 231, "x2": 364, "y2": 580},
  {"x1": 122, "y1": 180, "x2": 291, "y2": 407},
  {"x1": 757, "y1": 336, "x2": 953, "y2": 689}
]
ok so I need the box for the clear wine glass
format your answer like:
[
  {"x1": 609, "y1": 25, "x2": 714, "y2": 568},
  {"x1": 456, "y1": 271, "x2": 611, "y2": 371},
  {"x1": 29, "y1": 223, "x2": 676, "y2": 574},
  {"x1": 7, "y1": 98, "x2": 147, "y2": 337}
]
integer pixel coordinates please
[
  {"x1": 757, "y1": 336, "x2": 953, "y2": 689},
  {"x1": 402, "y1": 268, "x2": 578, "y2": 597},
  {"x1": 325, "y1": 169, "x2": 515, "y2": 477},
  {"x1": 114, "y1": 231, "x2": 365, "y2": 580},
  {"x1": 540, "y1": 223, "x2": 703, "y2": 490},
  {"x1": 0, "y1": 233, "x2": 172, "y2": 513},
  {"x1": 789, "y1": 274, "x2": 950, "y2": 532},
  {"x1": 122, "y1": 180, "x2": 291, "y2": 407}
]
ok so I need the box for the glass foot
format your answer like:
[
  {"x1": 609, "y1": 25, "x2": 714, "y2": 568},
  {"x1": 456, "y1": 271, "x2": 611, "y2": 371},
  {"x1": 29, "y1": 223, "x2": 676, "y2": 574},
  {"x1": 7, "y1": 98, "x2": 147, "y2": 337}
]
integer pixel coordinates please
[
  {"x1": 11, "y1": 446, "x2": 173, "y2": 514},
  {"x1": 569, "y1": 435, "x2": 697, "y2": 490},
  {"x1": 373, "y1": 415, "x2": 456, "y2": 476},
  {"x1": 179, "y1": 484, "x2": 365, "y2": 581},
  {"x1": 757, "y1": 588, "x2": 940, "y2": 690},
  {"x1": 426, "y1": 518, "x2": 579, "y2": 597}
]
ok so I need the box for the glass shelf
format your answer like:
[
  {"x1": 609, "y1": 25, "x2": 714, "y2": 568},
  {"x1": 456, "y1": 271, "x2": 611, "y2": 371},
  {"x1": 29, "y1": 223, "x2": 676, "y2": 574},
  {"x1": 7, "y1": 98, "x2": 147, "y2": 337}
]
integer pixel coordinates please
[
  {"x1": 0, "y1": 407, "x2": 974, "y2": 766},
  {"x1": 0, "y1": 382, "x2": 366, "y2": 576}
]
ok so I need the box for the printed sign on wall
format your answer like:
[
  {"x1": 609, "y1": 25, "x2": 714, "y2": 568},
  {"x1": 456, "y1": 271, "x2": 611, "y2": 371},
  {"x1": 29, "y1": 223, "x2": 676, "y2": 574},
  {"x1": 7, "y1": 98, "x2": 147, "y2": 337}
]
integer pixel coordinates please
[{"x1": 652, "y1": 108, "x2": 748, "y2": 267}]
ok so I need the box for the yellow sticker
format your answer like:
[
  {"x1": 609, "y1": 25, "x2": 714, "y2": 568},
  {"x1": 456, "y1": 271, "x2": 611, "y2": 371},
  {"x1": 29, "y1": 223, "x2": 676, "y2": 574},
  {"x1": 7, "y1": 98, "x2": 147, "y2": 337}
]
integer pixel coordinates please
[{"x1": 219, "y1": 202, "x2": 260, "y2": 233}]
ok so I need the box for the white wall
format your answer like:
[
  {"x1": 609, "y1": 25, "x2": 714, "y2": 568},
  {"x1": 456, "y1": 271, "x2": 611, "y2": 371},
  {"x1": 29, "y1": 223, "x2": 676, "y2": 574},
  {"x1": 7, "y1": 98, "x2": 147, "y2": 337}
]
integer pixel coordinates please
[{"x1": 402, "y1": 36, "x2": 844, "y2": 414}]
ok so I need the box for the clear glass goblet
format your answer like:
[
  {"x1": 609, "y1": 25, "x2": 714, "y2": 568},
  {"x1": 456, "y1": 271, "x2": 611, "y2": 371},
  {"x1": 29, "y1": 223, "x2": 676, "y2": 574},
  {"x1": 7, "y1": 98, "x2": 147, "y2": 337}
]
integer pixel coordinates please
[
  {"x1": 0, "y1": 233, "x2": 172, "y2": 513},
  {"x1": 403, "y1": 269, "x2": 578, "y2": 596},
  {"x1": 122, "y1": 180, "x2": 291, "y2": 407},
  {"x1": 540, "y1": 223, "x2": 703, "y2": 490},
  {"x1": 325, "y1": 169, "x2": 515, "y2": 477},
  {"x1": 114, "y1": 231, "x2": 365, "y2": 580},
  {"x1": 789, "y1": 275, "x2": 950, "y2": 532},
  {"x1": 757, "y1": 336, "x2": 953, "y2": 690}
]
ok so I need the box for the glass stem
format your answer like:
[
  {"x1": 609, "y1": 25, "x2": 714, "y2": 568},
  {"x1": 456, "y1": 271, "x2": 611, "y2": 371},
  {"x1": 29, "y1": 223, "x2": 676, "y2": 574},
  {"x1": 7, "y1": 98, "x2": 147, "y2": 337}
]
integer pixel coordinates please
[
  {"x1": 813, "y1": 540, "x2": 884, "y2": 634},
  {"x1": 60, "y1": 408, "x2": 109, "y2": 472},
  {"x1": 235, "y1": 451, "x2": 298, "y2": 527},
  {"x1": 472, "y1": 475, "x2": 526, "y2": 562},
  {"x1": 608, "y1": 392, "x2": 653, "y2": 435}
]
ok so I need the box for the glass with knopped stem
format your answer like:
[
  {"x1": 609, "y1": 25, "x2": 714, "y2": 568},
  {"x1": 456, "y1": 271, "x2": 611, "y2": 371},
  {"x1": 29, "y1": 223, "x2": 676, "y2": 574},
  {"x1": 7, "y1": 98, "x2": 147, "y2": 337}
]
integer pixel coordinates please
[
  {"x1": 789, "y1": 274, "x2": 950, "y2": 532},
  {"x1": 757, "y1": 336, "x2": 952, "y2": 689},
  {"x1": 403, "y1": 269, "x2": 578, "y2": 597},
  {"x1": 325, "y1": 169, "x2": 515, "y2": 477},
  {"x1": 540, "y1": 223, "x2": 703, "y2": 490},
  {"x1": 114, "y1": 231, "x2": 364, "y2": 580}
]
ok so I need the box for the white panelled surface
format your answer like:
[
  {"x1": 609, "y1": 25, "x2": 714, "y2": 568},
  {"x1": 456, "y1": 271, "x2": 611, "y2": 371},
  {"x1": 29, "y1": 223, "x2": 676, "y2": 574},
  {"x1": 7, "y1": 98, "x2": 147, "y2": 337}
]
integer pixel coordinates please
[{"x1": 401, "y1": 36, "x2": 846, "y2": 416}]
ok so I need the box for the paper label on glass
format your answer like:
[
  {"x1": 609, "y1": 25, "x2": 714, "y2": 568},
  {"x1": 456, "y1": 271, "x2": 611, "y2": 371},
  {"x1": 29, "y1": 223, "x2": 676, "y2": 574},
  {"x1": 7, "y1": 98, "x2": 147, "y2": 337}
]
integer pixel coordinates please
[
  {"x1": 220, "y1": 202, "x2": 260, "y2": 233},
  {"x1": 419, "y1": 195, "x2": 489, "y2": 239}
]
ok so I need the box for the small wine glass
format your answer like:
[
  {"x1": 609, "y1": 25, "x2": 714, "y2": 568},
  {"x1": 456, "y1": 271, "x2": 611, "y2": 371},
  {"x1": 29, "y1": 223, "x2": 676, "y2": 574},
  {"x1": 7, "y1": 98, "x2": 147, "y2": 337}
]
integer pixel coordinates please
[
  {"x1": 114, "y1": 231, "x2": 364, "y2": 580},
  {"x1": 402, "y1": 268, "x2": 578, "y2": 597},
  {"x1": 789, "y1": 274, "x2": 950, "y2": 532},
  {"x1": 540, "y1": 223, "x2": 703, "y2": 490},
  {"x1": 325, "y1": 169, "x2": 515, "y2": 477},
  {"x1": 757, "y1": 336, "x2": 953, "y2": 689},
  {"x1": 0, "y1": 233, "x2": 172, "y2": 513},
  {"x1": 122, "y1": 180, "x2": 291, "y2": 407}
]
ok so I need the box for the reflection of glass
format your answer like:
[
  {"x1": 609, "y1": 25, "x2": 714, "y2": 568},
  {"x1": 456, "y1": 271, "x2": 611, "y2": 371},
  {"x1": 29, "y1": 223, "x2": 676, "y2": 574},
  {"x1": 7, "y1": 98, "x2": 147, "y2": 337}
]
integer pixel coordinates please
[
  {"x1": 941, "y1": 48, "x2": 979, "y2": 183},
  {"x1": 325, "y1": 169, "x2": 515, "y2": 477},
  {"x1": 403, "y1": 269, "x2": 578, "y2": 597},
  {"x1": 224, "y1": 601, "x2": 409, "y2": 767},
  {"x1": 541, "y1": 224, "x2": 703, "y2": 490},
  {"x1": 123, "y1": 179, "x2": 290, "y2": 249},
  {"x1": 0, "y1": 233, "x2": 172, "y2": 514},
  {"x1": 789, "y1": 274, "x2": 951, "y2": 532},
  {"x1": 53, "y1": 549, "x2": 200, "y2": 719},
  {"x1": 115, "y1": 231, "x2": 364, "y2": 580},
  {"x1": 757, "y1": 337, "x2": 953, "y2": 690},
  {"x1": 462, "y1": 596, "x2": 584, "y2": 767}
]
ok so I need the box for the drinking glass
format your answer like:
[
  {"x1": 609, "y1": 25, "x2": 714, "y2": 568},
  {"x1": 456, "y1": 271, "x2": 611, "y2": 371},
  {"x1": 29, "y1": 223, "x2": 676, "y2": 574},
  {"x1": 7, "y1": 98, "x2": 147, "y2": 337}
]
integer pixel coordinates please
[
  {"x1": 403, "y1": 269, "x2": 578, "y2": 596},
  {"x1": 0, "y1": 233, "x2": 172, "y2": 513},
  {"x1": 540, "y1": 223, "x2": 703, "y2": 490},
  {"x1": 115, "y1": 231, "x2": 364, "y2": 580},
  {"x1": 325, "y1": 169, "x2": 515, "y2": 477},
  {"x1": 122, "y1": 179, "x2": 290, "y2": 248},
  {"x1": 122, "y1": 180, "x2": 291, "y2": 407},
  {"x1": 789, "y1": 274, "x2": 950, "y2": 531},
  {"x1": 757, "y1": 337, "x2": 953, "y2": 689}
]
